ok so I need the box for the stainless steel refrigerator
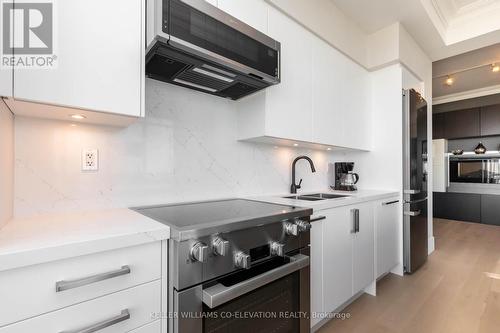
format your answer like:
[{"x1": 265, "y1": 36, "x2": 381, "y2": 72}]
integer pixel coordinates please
[{"x1": 403, "y1": 89, "x2": 429, "y2": 274}]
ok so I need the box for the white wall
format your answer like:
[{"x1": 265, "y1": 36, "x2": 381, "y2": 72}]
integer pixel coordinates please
[
  {"x1": 13, "y1": 80, "x2": 366, "y2": 218},
  {"x1": 0, "y1": 100, "x2": 14, "y2": 229}
]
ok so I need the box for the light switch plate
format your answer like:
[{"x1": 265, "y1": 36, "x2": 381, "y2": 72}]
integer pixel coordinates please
[{"x1": 82, "y1": 149, "x2": 99, "y2": 171}]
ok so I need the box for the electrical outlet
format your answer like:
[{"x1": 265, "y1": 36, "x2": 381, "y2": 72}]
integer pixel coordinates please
[{"x1": 82, "y1": 149, "x2": 99, "y2": 171}]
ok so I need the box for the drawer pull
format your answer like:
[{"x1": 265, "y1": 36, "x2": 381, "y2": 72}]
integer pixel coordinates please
[
  {"x1": 382, "y1": 200, "x2": 399, "y2": 205},
  {"x1": 56, "y1": 265, "x2": 131, "y2": 292},
  {"x1": 310, "y1": 215, "x2": 326, "y2": 222},
  {"x1": 60, "y1": 309, "x2": 130, "y2": 333}
]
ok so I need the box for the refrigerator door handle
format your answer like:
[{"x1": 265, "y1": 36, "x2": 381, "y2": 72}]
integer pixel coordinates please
[
  {"x1": 404, "y1": 189, "x2": 421, "y2": 194},
  {"x1": 404, "y1": 197, "x2": 428, "y2": 204},
  {"x1": 404, "y1": 210, "x2": 422, "y2": 217}
]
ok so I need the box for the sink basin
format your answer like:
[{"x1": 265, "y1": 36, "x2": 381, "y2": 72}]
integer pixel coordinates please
[
  {"x1": 284, "y1": 195, "x2": 325, "y2": 201},
  {"x1": 306, "y1": 193, "x2": 349, "y2": 199},
  {"x1": 283, "y1": 193, "x2": 349, "y2": 201}
]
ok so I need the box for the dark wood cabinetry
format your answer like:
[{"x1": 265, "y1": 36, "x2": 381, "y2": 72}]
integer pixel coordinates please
[
  {"x1": 480, "y1": 105, "x2": 500, "y2": 136},
  {"x1": 433, "y1": 192, "x2": 481, "y2": 223},
  {"x1": 433, "y1": 104, "x2": 500, "y2": 139},
  {"x1": 480, "y1": 195, "x2": 500, "y2": 226},
  {"x1": 434, "y1": 192, "x2": 500, "y2": 225}
]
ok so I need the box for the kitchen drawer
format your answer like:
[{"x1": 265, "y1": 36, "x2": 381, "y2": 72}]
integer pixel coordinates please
[
  {"x1": 129, "y1": 320, "x2": 161, "y2": 333},
  {"x1": 0, "y1": 280, "x2": 161, "y2": 333},
  {"x1": 0, "y1": 242, "x2": 161, "y2": 326}
]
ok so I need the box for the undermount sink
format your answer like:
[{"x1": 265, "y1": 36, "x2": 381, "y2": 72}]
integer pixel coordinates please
[
  {"x1": 306, "y1": 193, "x2": 349, "y2": 199},
  {"x1": 284, "y1": 195, "x2": 325, "y2": 201},
  {"x1": 283, "y1": 193, "x2": 349, "y2": 201}
]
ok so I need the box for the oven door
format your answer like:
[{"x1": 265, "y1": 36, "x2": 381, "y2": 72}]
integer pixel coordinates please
[
  {"x1": 449, "y1": 159, "x2": 485, "y2": 183},
  {"x1": 173, "y1": 252, "x2": 310, "y2": 333}
]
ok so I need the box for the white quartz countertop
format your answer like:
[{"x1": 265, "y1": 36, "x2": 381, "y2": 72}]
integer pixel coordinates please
[
  {"x1": 251, "y1": 189, "x2": 400, "y2": 213},
  {"x1": 0, "y1": 209, "x2": 170, "y2": 272}
]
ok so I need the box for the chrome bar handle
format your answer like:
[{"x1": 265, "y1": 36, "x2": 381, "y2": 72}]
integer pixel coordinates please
[
  {"x1": 56, "y1": 266, "x2": 131, "y2": 292},
  {"x1": 203, "y1": 254, "x2": 309, "y2": 308},
  {"x1": 350, "y1": 209, "x2": 359, "y2": 233},
  {"x1": 310, "y1": 215, "x2": 326, "y2": 222},
  {"x1": 404, "y1": 189, "x2": 421, "y2": 194},
  {"x1": 404, "y1": 210, "x2": 422, "y2": 217},
  {"x1": 60, "y1": 309, "x2": 130, "y2": 333}
]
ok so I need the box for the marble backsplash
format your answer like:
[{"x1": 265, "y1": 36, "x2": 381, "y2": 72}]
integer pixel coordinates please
[{"x1": 14, "y1": 80, "x2": 366, "y2": 218}]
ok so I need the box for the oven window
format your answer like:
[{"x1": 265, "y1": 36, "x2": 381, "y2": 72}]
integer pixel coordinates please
[
  {"x1": 166, "y1": 0, "x2": 279, "y2": 78},
  {"x1": 203, "y1": 273, "x2": 300, "y2": 333},
  {"x1": 450, "y1": 160, "x2": 484, "y2": 183}
]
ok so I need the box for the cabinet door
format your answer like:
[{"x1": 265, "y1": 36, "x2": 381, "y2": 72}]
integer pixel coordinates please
[
  {"x1": 433, "y1": 192, "x2": 481, "y2": 223},
  {"x1": 444, "y1": 108, "x2": 480, "y2": 139},
  {"x1": 217, "y1": 0, "x2": 268, "y2": 33},
  {"x1": 375, "y1": 198, "x2": 400, "y2": 278},
  {"x1": 480, "y1": 105, "x2": 500, "y2": 136},
  {"x1": 13, "y1": 0, "x2": 144, "y2": 117},
  {"x1": 353, "y1": 202, "x2": 374, "y2": 294},
  {"x1": 312, "y1": 38, "x2": 345, "y2": 147},
  {"x1": 322, "y1": 206, "x2": 353, "y2": 313},
  {"x1": 341, "y1": 58, "x2": 371, "y2": 150},
  {"x1": 480, "y1": 194, "x2": 500, "y2": 226},
  {"x1": 310, "y1": 219, "x2": 323, "y2": 327},
  {"x1": 432, "y1": 113, "x2": 445, "y2": 139},
  {"x1": 266, "y1": 7, "x2": 313, "y2": 142}
]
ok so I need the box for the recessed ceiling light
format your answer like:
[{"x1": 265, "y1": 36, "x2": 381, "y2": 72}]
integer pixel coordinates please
[
  {"x1": 445, "y1": 76, "x2": 454, "y2": 86},
  {"x1": 327, "y1": 147, "x2": 332, "y2": 151},
  {"x1": 492, "y1": 64, "x2": 500, "y2": 73},
  {"x1": 70, "y1": 124, "x2": 77, "y2": 127},
  {"x1": 70, "y1": 114, "x2": 86, "y2": 120},
  {"x1": 293, "y1": 143, "x2": 299, "y2": 147}
]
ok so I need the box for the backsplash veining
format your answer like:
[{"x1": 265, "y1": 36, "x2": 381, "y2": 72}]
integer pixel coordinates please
[{"x1": 14, "y1": 80, "x2": 362, "y2": 218}]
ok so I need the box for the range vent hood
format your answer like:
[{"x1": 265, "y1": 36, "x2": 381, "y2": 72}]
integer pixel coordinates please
[{"x1": 146, "y1": 0, "x2": 281, "y2": 100}]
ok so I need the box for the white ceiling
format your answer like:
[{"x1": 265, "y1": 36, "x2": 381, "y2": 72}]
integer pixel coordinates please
[{"x1": 332, "y1": 0, "x2": 500, "y2": 61}]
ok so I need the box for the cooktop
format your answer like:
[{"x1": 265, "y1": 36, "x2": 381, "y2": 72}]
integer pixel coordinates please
[{"x1": 132, "y1": 199, "x2": 312, "y2": 241}]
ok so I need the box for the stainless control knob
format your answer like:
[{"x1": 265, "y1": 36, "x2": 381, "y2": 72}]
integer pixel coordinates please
[
  {"x1": 270, "y1": 241, "x2": 285, "y2": 257},
  {"x1": 212, "y1": 237, "x2": 230, "y2": 256},
  {"x1": 284, "y1": 222, "x2": 299, "y2": 236},
  {"x1": 190, "y1": 242, "x2": 208, "y2": 263},
  {"x1": 234, "y1": 251, "x2": 251, "y2": 269},
  {"x1": 295, "y1": 219, "x2": 312, "y2": 232}
]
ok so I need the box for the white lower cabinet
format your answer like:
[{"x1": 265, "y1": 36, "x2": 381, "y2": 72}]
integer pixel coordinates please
[
  {"x1": 312, "y1": 200, "x2": 394, "y2": 328},
  {"x1": 0, "y1": 242, "x2": 161, "y2": 326},
  {"x1": 352, "y1": 202, "x2": 375, "y2": 294},
  {"x1": 130, "y1": 320, "x2": 162, "y2": 333},
  {"x1": 310, "y1": 218, "x2": 324, "y2": 327},
  {"x1": 322, "y1": 206, "x2": 355, "y2": 314},
  {"x1": 0, "y1": 280, "x2": 161, "y2": 333},
  {"x1": 375, "y1": 197, "x2": 401, "y2": 278}
]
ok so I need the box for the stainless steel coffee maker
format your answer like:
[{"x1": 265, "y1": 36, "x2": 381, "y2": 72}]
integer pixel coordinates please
[{"x1": 333, "y1": 162, "x2": 359, "y2": 191}]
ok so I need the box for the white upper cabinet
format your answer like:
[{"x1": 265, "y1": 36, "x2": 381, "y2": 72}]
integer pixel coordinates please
[
  {"x1": 237, "y1": 6, "x2": 314, "y2": 143},
  {"x1": 265, "y1": 7, "x2": 314, "y2": 142},
  {"x1": 312, "y1": 38, "x2": 345, "y2": 147},
  {"x1": 11, "y1": 0, "x2": 144, "y2": 121},
  {"x1": 237, "y1": 5, "x2": 371, "y2": 151},
  {"x1": 217, "y1": 0, "x2": 268, "y2": 33}
]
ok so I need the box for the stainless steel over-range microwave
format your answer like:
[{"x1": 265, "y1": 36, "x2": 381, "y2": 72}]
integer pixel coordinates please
[{"x1": 146, "y1": 0, "x2": 281, "y2": 100}]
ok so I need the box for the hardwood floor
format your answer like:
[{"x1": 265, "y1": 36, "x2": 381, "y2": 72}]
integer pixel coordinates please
[{"x1": 317, "y1": 218, "x2": 500, "y2": 333}]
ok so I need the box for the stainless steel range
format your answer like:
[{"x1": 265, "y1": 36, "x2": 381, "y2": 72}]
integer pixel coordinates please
[{"x1": 133, "y1": 199, "x2": 313, "y2": 333}]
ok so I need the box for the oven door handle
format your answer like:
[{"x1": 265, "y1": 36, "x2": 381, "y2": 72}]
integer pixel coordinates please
[{"x1": 202, "y1": 253, "x2": 310, "y2": 309}]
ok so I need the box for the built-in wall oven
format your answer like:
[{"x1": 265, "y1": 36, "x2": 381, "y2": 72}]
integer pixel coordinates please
[{"x1": 449, "y1": 156, "x2": 500, "y2": 184}]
